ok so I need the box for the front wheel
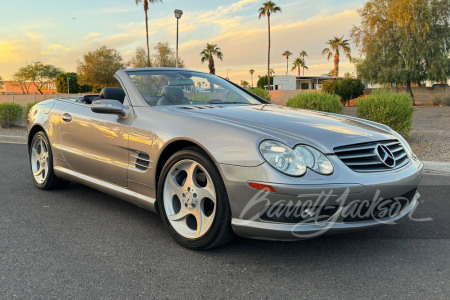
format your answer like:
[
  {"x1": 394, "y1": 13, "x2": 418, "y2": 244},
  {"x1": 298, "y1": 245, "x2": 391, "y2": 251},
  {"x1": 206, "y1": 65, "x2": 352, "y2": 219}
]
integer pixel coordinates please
[
  {"x1": 157, "y1": 148, "x2": 234, "y2": 250},
  {"x1": 29, "y1": 131, "x2": 68, "y2": 190}
]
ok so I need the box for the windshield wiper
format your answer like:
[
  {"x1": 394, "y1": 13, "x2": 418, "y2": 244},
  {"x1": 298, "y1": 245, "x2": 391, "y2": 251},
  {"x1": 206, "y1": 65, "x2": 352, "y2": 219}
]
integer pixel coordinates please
[{"x1": 218, "y1": 102, "x2": 258, "y2": 105}]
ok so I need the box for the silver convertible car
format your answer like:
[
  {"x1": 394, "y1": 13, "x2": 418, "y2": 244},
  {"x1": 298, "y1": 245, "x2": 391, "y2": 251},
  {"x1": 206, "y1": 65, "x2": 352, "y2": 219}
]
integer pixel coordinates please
[{"x1": 28, "y1": 68, "x2": 424, "y2": 249}]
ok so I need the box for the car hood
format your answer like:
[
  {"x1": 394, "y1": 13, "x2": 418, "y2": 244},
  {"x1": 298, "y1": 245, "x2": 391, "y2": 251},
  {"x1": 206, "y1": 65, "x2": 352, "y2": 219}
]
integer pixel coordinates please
[{"x1": 167, "y1": 104, "x2": 394, "y2": 153}]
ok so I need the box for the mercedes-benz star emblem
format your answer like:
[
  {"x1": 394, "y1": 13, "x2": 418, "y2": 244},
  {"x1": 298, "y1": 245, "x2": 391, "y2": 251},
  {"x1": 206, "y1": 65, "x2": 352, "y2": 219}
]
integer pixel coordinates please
[{"x1": 375, "y1": 144, "x2": 396, "y2": 168}]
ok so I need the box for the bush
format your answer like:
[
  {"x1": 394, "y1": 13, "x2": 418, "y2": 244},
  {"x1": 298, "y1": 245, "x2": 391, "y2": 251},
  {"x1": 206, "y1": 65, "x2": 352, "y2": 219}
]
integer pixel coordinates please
[
  {"x1": 322, "y1": 78, "x2": 365, "y2": 106},
  {"x1": 25, "y1": 102, "x2": 38, "y2": 121},
  {"x1": 250, "y1": 88, "x2": 271, "y2": 102},
  {"x1": 0, "y1": 103, "x2": 24, "y2": 128},
  {"x1": 257, "y1": 75, "x2": 273, "y2": 89},
  {"x1": 286, "y1": 92, "x2": 343, "y2": 113},
  {"x1": 356, "y1": 89, "x2": 414, "y2": 137}
]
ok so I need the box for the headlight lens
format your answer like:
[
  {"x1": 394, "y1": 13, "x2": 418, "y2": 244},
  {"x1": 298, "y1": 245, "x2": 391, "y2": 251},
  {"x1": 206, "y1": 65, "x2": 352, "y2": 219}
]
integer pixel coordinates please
[
  {"x1": 259, "y1": 141, "x2": 307, "y2": 176},
  {"x1": 259, "y1": 141, "x2": 334, "y2": 176},
  {"x1": 294, "y1": 145, "x2": 334, "y2": 175}
]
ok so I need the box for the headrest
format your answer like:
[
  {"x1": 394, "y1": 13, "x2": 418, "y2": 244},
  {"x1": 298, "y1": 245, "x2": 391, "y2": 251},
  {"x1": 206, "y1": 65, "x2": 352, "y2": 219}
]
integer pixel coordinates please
[
  {"x1": 161, "y1": 86, "x2": 184, "y2": 103},
  {"x1": 99, "y1": 87, "x2": 125, "y2": 103}
]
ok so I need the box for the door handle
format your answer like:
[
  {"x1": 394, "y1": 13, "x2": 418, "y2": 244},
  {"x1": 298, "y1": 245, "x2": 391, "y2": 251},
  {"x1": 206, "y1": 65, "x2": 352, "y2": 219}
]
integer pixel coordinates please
[{"x1": 62, "y1": 113, "x2": 72, "y2": 122}]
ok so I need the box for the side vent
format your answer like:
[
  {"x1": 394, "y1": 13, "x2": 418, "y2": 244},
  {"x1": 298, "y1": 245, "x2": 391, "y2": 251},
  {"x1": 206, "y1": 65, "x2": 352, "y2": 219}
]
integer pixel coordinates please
[{"x1": 131, "y1": 151, "x2": 151, "y2": 171}]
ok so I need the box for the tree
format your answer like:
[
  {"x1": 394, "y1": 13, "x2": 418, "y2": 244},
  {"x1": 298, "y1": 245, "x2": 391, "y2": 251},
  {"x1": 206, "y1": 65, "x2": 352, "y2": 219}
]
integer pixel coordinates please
[
  {"x1": 322, "y1": 36, "x2": 352, "y2": 77},
  {"x1": 322, "y1": 78, "x2": 365, "y2": 106},
  {"x1": 299, "y1": 50, "x2": 308, "y2": 76},
  {"x1": 249, "y1": 69, "x2": 255, "y2": 87},
  {"x1": 152, "y1": 42, "x2": 185, "y2": 68},
  {"x1": 77, "y1": 46, "x2": 126, "y2": 89},
  {"x1": 291, "y1": 58, "x2": 308, "y2": 76},
  {"x1": 55, "y1": 72, "x2": 80, "y2": 94},
  {"x1": 240, "y1": 80, "x2": 249, "y2": 87},
  {"x1": 129, "y1": 47, "x2": 148, "y2": 68},
  {"x1": 282, "y1": 50, "x2": 293, "y2": 75},
  {"x1": 12, "y1": 71, "x2": 32, "y2": 94},
  {"x1": 135, "y1": 0, "x2": 162, "y2": 67},
  {"x1": 13, "y1": 62, "x2": 62, "y2": 94},
  {"x1": 351, "y1": 0, "x2": 450, "y2": 105},
  {"x1": 200, "y1": 43, "x2": 223, "y2": 74},
  {"x1": 257, "y1": 75, "x2": 273, "y2": 89},
  {"x1": 259, "y1": 1, "x2": 281, "y2": 90}
]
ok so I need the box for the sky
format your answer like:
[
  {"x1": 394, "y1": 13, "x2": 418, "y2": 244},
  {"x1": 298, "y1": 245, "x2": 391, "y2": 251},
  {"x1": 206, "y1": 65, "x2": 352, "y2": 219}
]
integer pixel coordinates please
[{"x1": 0, "y1": 0, "x2": 367, "y2": 83}]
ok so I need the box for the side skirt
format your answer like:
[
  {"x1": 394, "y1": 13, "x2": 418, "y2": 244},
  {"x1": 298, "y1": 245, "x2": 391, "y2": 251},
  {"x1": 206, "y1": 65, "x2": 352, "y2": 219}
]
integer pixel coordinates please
[{"x1": 54, "y1": 166, "x2": 157, "y2": 213}]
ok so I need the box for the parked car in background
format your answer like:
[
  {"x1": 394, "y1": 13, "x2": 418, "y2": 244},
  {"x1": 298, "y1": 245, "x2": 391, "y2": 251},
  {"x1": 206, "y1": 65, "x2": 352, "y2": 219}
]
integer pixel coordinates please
[{"x1": 432, "y1": 83, "x2": 449, "y2": 88}]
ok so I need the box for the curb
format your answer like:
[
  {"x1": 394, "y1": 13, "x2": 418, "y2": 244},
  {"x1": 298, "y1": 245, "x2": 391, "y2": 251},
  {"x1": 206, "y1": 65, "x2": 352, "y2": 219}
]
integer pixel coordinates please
[
  {"x1": 0, "y1": 135, "x2": 27, "y2": 144},
  {"x1": 423, "y1": 161, "x2": 450, "y2": 175},
  {"x1": 0, "y1": 136, "x2": 449, "y2": 174}
]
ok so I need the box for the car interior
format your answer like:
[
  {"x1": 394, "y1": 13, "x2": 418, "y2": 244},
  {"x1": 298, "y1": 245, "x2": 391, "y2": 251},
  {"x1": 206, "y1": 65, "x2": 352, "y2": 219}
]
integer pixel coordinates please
[{"x1": 78, "y1": 87, "x2": 125, "y2": 105}]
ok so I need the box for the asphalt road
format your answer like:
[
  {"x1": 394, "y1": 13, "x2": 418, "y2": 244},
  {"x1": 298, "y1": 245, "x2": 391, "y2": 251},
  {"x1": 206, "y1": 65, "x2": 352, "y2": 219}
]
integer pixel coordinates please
[{"x1": 1, "y1": 143, "x2": 449, "y2": 299}]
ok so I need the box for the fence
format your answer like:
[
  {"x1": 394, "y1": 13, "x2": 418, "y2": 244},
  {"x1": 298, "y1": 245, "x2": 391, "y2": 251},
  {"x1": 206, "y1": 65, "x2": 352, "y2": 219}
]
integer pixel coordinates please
[
  {"x1": 269, "y1": 86, "x2": 450, "y2": 106},
  {"x1": 0, "y1": 94, "x2": 84, "y2": 106}
]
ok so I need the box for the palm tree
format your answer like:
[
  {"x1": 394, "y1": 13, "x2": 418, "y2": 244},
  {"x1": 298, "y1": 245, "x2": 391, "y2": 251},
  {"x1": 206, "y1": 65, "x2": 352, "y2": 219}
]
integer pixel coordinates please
[
  {"x1": 322, "y1": 36, "x2": 352, "y2": 77},
  {"x1": 282, "y1": 50, "x2": 292, "y2": 75},
  {"x1": 241, "y1": 80, "x2": 249, "y2": 87},
  {"x1": 249, "y1": 69, "x2": 255, "y2": 87},
  {"x1": 135, "y1": 0, "x2": 162, "y2": 67},
  {"x1": 299, "y1": 50, "x2": 308, "y2": 76},
  {"x1": 291, "y1": 58, "x2": 308, "y2": 77},
  {"x1": 269, "y1": 68, "x2": 275, "y2": 76},
  {"x1": 259, "y1": 1, "x2": 281, "y2": 90},
  {"x1": 200, "y1": 43, "x2": 223, "y2": 74}
]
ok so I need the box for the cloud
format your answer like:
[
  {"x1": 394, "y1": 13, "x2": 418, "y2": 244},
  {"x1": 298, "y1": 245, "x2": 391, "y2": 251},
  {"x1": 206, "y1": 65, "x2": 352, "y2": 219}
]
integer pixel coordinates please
[
  {"x1": 0, "y1": 1, "x2": 361, "y2": 82},
  {"x1": 83, "y1": 32, "x2": 102, "y2": 41},
  {"x1": 178, "y1": 9, "x2": 361, "y2": 80}
]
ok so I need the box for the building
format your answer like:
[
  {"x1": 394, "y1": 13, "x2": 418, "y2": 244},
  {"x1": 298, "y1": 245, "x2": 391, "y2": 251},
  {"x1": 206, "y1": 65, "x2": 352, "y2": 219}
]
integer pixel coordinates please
[
  {"x1": 273, "y1": 75, "x2": 339, "y2": 91},
  {"x1": 0, "y1": 81, "x2": 57, "y2": 95}
]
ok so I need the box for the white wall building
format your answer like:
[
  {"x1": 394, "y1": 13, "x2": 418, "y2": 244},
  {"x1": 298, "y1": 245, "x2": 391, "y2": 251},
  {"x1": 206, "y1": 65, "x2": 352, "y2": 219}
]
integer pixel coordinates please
[{"x1": 273, "y1": 75, "x2": 339, "y2": 91}]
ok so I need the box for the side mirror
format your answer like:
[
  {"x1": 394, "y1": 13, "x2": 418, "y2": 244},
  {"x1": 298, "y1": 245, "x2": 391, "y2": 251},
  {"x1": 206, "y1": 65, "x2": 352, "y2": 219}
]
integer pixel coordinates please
[{"x1": 91, "y1": 99, "x2": 127, "y2": 117}]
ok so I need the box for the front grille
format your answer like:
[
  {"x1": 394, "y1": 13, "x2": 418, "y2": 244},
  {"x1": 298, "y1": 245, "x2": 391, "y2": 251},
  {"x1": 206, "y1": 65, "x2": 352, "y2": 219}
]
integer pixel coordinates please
[
  {"x1": 260, "y1": 205, "x2": 339, "y2": 224},
  {"x1": 334, "y1": 140, "x2": 409, "y2": 172},
  {"x1": 343, "y1": 188, "x2": 416, "y2": 223}
]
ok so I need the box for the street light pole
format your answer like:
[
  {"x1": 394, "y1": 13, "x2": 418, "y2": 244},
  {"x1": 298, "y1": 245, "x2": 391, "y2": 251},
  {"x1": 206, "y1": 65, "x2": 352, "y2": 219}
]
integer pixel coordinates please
[
  {"x1": 67, "y1": 77, "x2": 70, "y2": 95},
  {"x1": 174, "y1": 9, "x2": 183, "y2": 68},
  {"x1": 226, "y1": 69, "x2": 231, "y2": 80}
]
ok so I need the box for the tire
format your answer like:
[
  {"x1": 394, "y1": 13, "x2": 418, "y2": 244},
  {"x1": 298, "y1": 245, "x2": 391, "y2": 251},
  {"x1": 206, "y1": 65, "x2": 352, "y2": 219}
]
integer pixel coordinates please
[
  {"x1": 29, "y1": 131, "x2": 69, "y2": 190},
  {"x1": 157, "y1": 147, "x2": 234, "y2": 250}
]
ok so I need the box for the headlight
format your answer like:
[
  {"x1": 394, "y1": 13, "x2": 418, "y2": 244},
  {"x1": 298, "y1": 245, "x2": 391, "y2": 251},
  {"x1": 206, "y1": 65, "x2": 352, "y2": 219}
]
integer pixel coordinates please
[
  {"x1": 294, "y1": 145, "x2": 334, "y2": 175},
  {"x1": 259, "y1": 140, "x2": 334, "y2": 176}
]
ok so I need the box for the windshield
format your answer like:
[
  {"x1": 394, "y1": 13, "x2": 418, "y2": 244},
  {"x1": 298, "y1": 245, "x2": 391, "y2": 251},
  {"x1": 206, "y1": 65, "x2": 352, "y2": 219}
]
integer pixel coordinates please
[{"x1": 127, "y1": 70, "x2": 262, "y2": 106}]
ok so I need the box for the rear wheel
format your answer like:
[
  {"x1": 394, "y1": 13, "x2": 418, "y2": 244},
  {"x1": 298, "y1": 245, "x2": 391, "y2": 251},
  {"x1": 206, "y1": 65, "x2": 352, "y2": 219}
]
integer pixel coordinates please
[
  {"x1": 29, "y1": 131, "x2": 68, "y2": 190},
  {"x1": 157, "y1": 148, "x2": 234, "y2": 250}
]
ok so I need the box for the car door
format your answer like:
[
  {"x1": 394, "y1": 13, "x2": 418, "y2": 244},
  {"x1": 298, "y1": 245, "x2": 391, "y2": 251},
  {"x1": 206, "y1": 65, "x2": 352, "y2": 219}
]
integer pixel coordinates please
[{"x1": 58, "y1": 99, "x2": 133, "y2": 187}]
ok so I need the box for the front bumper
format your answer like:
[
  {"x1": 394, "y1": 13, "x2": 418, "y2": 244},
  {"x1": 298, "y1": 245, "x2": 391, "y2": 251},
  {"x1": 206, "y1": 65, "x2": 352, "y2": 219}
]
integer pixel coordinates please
[
  {"x1": 231, "y1": 192, "x2": 419, "y2": 241},
  {"x1": 218, "y1": 155, "x2": 424, "y2": 241}
]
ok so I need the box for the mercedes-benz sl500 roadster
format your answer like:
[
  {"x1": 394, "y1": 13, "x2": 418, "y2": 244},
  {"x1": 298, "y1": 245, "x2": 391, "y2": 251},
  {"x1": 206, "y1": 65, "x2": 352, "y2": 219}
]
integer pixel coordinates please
[{"x1": 27, "y1": 68, "x2": 424, "y2": 249}]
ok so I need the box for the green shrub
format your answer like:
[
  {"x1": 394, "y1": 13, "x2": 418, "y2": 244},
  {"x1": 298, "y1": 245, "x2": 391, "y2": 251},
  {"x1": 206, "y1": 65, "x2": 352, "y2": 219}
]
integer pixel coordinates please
[
  {"x1": 0, "y1": 103, "x2": 24, "y2": 128},
  {"x1": 250, "y1": 88, "x2": 271, "y2": 102},
  {"x1": 286, "y1": 92, "x2": 343, "y2": 113},
  {"x1": 25, "y1": 102, "x2": 38, "y2": 121},
  {"x1": 356, "y1": 89, "x2": 414, "y2": 137},
  {"x1": 257, "y1": 75, "x2": 273, "y2": 89},
  {"x1": 322, "y1": 78, "x2": 365, "y2": 106}
]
